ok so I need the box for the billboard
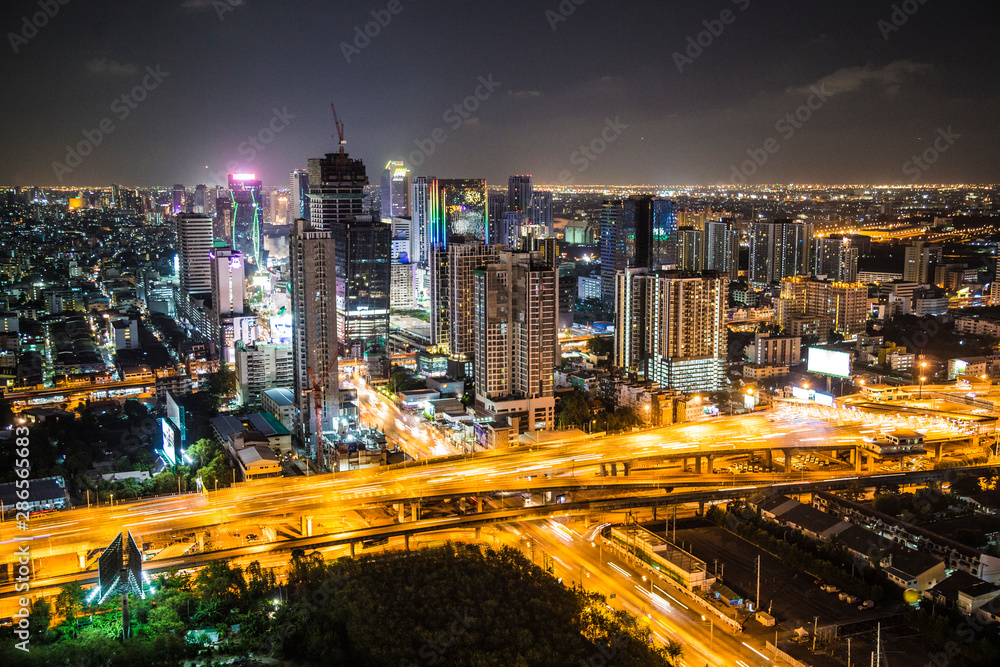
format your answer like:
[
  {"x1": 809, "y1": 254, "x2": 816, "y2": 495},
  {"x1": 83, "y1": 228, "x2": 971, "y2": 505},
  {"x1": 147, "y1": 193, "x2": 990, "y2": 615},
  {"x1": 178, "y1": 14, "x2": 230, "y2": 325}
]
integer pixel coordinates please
[
  {"x1": 807, "y1": 347, "x2": 851, "y2": 379},
  {"x1": 97, "y1": 533, "x2": 124, "y2": 604}
]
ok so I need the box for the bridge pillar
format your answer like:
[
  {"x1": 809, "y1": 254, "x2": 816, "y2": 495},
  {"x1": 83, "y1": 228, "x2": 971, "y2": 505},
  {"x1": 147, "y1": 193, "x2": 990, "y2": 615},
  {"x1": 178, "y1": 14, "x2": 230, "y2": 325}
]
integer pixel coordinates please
[
  {"x1": 78, "y1": 551, "x2": 87, "y2": 570},
  {"x1": 783, "y1": 450, "x2": 793, "y2": 474},
  {"x1": 610, "y1": 463, "x2": 617, "y2": 476},
  {"x1": 599, "y1": 463, "x2": 607, "y2": 477},
  {"x1": 623, "y1": 462, "x2": 631, "y2": 477},
  {"x1": 398, "y1": 503, "x2": 405, "y2": 522},
  {"x1": 350, "y1": 542, "x2": 356, "y2": 558},
  {"x1": 707, "y1": 454, "x2": 715, "y2": 473},
  {"x1": 652, "y1": 506, "x2": 657, "y2": 521},
  {"x1": 405, "y1": 534, "x2": 410, "y2": 551},
  {"x1": 764, "y1": 449, "x2": 773, "y2": 469},
  {"x1": 198, "y1": 533, "x2": 205, "y2": 550},
  {"x1": 933, "y1": 442, "x2": 944, "y2": 462},
  {"x1": 849, "y1": 448, "x2": 857, "y2": 465},
  {"x1": 477, "y1": 497, "x2": 483, "y2": 513},
  {"x1": 698, "y1": 500, "x2": 705, "y2": 516},
  {"x1": 301, "y1": 515, "x2": 314, "y2": 537},
  {"x1": 412, "y1": 502, "x2": 420, "y2": 522},
  {"x1": 475, "y1": 527, "x2": 481, "y2": 540},
  {"x1": 681, "y1": 457, "x2": 689, "y2": 472},
  {"x1": 694, "y1": 456, "x2": 703, "y2": 474}
]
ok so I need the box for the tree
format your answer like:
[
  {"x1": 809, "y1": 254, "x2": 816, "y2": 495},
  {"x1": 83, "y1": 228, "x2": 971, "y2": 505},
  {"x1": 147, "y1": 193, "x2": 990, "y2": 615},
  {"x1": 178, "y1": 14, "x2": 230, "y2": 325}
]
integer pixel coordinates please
[
  {"x1": 665, "y1": 640, "x2": 684, "y2": 665},
  {"x1": 558, "y1": 391, "x2": 592, "y2": 430},
  {"x1": 55, "y1": 582, "x2": 85, "y2": 630},
  {"x1": 587, "y1": 336, "x2": 613, "y2": 359},
  {"x1": 209, "y1": 362, "x2": 238, "y2": 398}
]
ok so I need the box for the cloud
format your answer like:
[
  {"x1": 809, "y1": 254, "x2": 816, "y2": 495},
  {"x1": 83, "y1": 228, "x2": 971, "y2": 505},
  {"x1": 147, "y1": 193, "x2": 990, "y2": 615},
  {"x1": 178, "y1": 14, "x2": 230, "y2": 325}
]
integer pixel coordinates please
[
  {"x1": 86, "y1": 58, "x2": 138, "y2": 76},
  {"x1": 508, "y1": 90, "x2": 542, "y2": 100},
  {"x1": 792, "y1": 60, "x2": 933, "y2": 97},
  {"x1": 180, "y1": 0, "x2": 238, "y2": 10}
]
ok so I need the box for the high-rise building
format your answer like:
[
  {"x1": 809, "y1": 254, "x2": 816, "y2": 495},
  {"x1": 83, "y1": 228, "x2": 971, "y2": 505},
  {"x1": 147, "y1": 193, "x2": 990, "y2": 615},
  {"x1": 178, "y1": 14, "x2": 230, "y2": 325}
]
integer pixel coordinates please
[
  {"x1": 411, "y1": 176, "x2": 431, "y2": 265},
  {"x1": 776, "y1": 277, "x2": 869, "y2": 339},
  {"x1": 307, "y1": 152, "x2": 367, "y2": 230},
  {"x1": 614, "y1": 270, "x2": 728, "y2": 392},
  {"x1": 380, "y1": 160, "x2": 411, "y2": 219},
  {"x1": 473, "y1": 249, "x2": 557, "y2": 434},
  {"x1": 429, "y1": 178, "x2": 488, "y2": 249},
  {"x1": 677, "y1": 228, "x2": 702, "y2": 272},
  {"x1": 290, "y1": 217, "x2": 339, "y2": 456},
  {"x1": 529, "y1": 190, "x2": 553, "y2": 235},
  {"x1": 176, "y1": 213, "x2": 214, "y2": 295},
  {"x1": 390, "y1": 262, "x2": 415, "y2": 310},
  {"x1": 225, "y1": 174, "x2": 264, "y2": 267},
  {"x1": 507, "y1": 175, "x2": 532, "y2": 213},
  {"x1": 600, "y1": 196, "x2": 677, "y2": 306},
  {"x1": 487, "y1": 192, "x2": 507, "y2": 245},
  {"x1": 209, "y1": 244, "x2": 245, "y2": 318},
  {"x1": 172, "y1": 184, "x2": 185, "y2": 214},
  {"x1": 193, "y1": 184, "x2": 208, "y2": 214},
  {"x1": 903, "y1": 242, "x2": 942, "y2": 284},
  {"x1": 749, "y1": 219, "x2": 814, "y2": 287},
  {"x1": 448, "y1": 242, "x2": 506, "y2": 368},
  {"x1": 234, "y1": 340, "x2": 293, "y2": 408},
  {"x1": 702, "y1": 219, "x2": 739, "y2": 279},
  {"x1": 813, "y1": 235, "x2": 859, "y2": 283},
  {"x1": 289, "y1": 169, "x2": 310, "y2": 222}
]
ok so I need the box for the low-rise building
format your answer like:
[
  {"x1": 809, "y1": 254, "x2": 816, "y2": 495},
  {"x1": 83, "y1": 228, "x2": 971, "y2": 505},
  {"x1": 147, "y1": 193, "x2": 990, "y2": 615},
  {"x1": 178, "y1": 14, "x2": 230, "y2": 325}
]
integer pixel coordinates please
[
  {"x1": 884, "y1": 549, "x2": 946, "y2": 592},
  {"x1": 262, "y1": 387, "x2": 295, "y2": 430}
]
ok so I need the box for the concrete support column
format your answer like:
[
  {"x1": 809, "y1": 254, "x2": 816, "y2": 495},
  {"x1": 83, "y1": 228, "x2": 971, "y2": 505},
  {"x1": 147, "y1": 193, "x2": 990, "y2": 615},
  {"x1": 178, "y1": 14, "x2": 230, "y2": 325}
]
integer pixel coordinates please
[
  {"x1": 849, "y1": 448, "x2": 857, "y2": 465},
  {"x1": 599, "y1": 463, "x2": 607, "y2": 477},
  {"x1": 301, "y1": 516, "x2": 313, "y2": 537},
  {"x1": 698, "y1": 500, "x2": 705, "y2": 516},
  {"x1": 623, "y1": 462, "x2": 631, "y2": 477},
  {"x1": 398, "y1": 503, "x2": 405, "y2": 522},
  {"x1": 707, "y1": 454, "x2": 715, "y2": 473},
  {"x1": 610, "y1": 463, "x2": 617, "y2": 476},
  {"x1": 350, "y1": 542, "x2": 356, "y2": 558},
  {"x1": 934, "y1": 443, "x2": 944, "y2": 462},
  {"x1": 695, "y1": 456, "x2": 703, "y2": 474},
  {"x1": 78, "y1": 551, "x2": 87, "y2": 570},
  {"x1": 477, "y1": 497, "x2": 483, "y2": 513},
  {"x1": 405, "y1": 534, "x2": 410, "y2": 551},
  {"x1": 764, "y1": 449, "x2": 773, "y2": 469},
  {"x1": 783, "y1": 450, "x2": 793, "y2": 474},
  {"x1": 652, "y1": 506, "x2": 657, "y2": 521},
  {"x1": 854, "y1": 451, "x2": 862, "y2": 472},
  {"x1": 584, "y1": 515, "x2": 591, "y2": 528},
  {"x1": 475, "y1": 527, "x2": 481, "y2": 540},
  {"x1": 411, "y1": 502, "x2": 420, "y2": 522}
]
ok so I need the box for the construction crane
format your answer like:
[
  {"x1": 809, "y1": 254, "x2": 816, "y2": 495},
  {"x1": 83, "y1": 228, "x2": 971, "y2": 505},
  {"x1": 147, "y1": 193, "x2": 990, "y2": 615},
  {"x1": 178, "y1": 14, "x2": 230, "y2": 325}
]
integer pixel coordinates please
[
  {"x1": 331, "y1": 103, "x2": 346, "y2": 155},
  {"x1": 305, "y1": 355, "x2": 338, "y2": 472}
]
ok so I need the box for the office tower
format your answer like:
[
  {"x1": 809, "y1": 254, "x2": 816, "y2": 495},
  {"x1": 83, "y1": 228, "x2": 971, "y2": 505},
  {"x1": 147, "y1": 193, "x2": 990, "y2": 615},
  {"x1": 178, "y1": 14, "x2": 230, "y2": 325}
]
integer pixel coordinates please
[
  {"x1": 488, "y1": 192, "x2": 507, "y2": 245},
  {"x1": 307, "y1": 151, "x2": 367, "y2": 230},
  {"x1": 748, "y1": 219, "x2": 814, "y2": 287},
  {"x1": 448, "y1": 242, "x2": 506, "y2": 368},
  {"x1": 993, "y1": 244, "x2": 1000, "y2": 306},
  {"x1": 677, "y1": 228, "x2": 702, "y2": 272},
  {"x1": 529, "y1": 190, "x2": 553, "y2": 235},
  {"x1": 614, "y1": 270, "x2": 728, "y2": 392},
  {"x1": 176, "y1": 213, "x2": 214, "y2": 295},
  {"x1": 903, "y1": 241, "x2": 942, "y2": 284},
  {"x1": 411, "y1": 176, "x2": 431, "y2": 265},
  {"x1": 380, "y1": 160, "x2": 411, "y2": 219},
  {"x1": 390, "y1": 262, "x2": 415, "y2": 309},
  {"x1": 507, "y1": 175, "x2": 532, "y2": 213},
  {"x1": 289, "y1": 169, "x2": 310, "y2": 222},
  {"x1": 193, "y1": 184, "x2": 208, "y2": 214},
  {"x1": 777, "y1": 277, "x2": 869, "y2": 339},
  {"x1": 290, "y1": 217, "x2": 339, "y2": 454},
  {"x1": 429, "y1": 244, "x2": 451, "y2": 349},
  {"x1": 702, "y1": 219, "x2": 739, "y2": 279},
  {"x1": 429, "y1": 178, "x2": 488, "y2": 249},
  {"x1": 813, "y1": 235, "x2": 859, "y2": 283},
  {"x1": 473, "y1": 249, "x2": 557, "y2": 433},
  {"x1": 634, "y1": 197, "x2": 678, "y2": 270},
  {"x1": 600, "y1": 199, "x2": 634, "y2": 306},
  {"x1": 390, "y1": 217, "x2": 417, "y2": 263},
  {"x1": 226, "y1": 173, "x2": 264, "y2": 267},
  {"x1": 172, "y1": 184, "x2": 185, "y2": 214},
  {"x1": 333, "y1": 215, "x2": 391, "y2": 358},
  {"x1": 234, "y1": 340, "x2": 294, "y2": 408}
]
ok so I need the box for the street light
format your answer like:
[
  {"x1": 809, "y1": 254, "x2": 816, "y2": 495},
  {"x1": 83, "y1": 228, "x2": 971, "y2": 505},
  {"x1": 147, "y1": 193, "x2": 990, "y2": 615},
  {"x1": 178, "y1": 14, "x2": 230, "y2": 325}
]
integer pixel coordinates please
[{"x1": 920, "y1": 376, "x2": 927, "y2": 400}]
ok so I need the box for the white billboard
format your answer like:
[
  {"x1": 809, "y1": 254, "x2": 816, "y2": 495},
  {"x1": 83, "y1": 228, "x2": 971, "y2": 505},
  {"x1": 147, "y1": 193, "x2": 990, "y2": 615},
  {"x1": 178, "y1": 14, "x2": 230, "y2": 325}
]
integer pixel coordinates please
[{"x1": 807, "y1": 347, "x2": 851, "y2": 379}]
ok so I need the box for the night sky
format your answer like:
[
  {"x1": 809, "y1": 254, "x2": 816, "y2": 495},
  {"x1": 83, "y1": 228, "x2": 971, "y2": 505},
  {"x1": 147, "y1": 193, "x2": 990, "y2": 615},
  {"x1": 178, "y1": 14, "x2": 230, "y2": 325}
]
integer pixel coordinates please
[{"x1": 2, "y1": 0, "x2": 998, "y2": 187}]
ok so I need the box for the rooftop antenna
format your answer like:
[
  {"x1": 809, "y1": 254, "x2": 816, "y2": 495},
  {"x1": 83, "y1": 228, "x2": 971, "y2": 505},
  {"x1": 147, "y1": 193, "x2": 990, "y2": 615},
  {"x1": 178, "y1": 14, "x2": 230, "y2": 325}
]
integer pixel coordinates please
[{"x1": 331, "y1": 103, "x2": 346, "y2": 155}]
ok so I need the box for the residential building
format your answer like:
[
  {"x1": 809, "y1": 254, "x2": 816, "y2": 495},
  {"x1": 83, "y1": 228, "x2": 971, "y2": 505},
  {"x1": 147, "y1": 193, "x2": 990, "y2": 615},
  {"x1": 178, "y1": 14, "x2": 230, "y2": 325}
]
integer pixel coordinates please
[
  {"x1": 234, "y1": 341, "x2": 293, "y2": 408},
  {"x1": 746, "y1": 333, "x2": 802, "y2": 366},
  {"x1": 749, "y1": 219, "x2": 814, "y2": 287},
  {"x1": 176, "y1": 213, "x2": 213, "y2": 295},
  {"x1": 903, "y1": 242, "x2": 942, "y2": 284},
  {"x1": 262, "y1": 387, "x2": 295, "y2": 431},
  {"x1": 813, "y1": 235, "x2": 859, "y2": 283},
  {"x1": 380, "y1": 160, "x2": 411, "y2": 219},
  {"x1": 777, "y1": 277, "x2": 869, "y2": 339}
]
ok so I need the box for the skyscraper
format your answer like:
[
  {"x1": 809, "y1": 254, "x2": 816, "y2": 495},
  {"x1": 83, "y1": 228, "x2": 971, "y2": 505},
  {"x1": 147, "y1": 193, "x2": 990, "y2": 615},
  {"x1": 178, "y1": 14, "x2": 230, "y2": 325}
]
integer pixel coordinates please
[
  {"x1": 813, "y1": 235, "x2": 859, "y2": 283},
  {"x1": 600, "y1": 199, "x2": 634, "y2": 306},
  {"x1": 749, "y1": 219, "x2": 814, "y2": 287},
  {"x1": 487, "y1": 192, "x2": 507, "y2": 245},
  {"x1": 172, "y1": 184, "x2": 185, "y2": 214},
  {"x1": 176, "y1": 213, "x2": 213, "y2": 295},
  {"x1": 473, "y1": 249, "x2": 557, "y2": 434},
  {"x1": 193, "y1": 184, "x2": 208, "y2": 215},
  {"x1": 429, "y1": 178, "x2": 488, "y2": 249},
  {"x1": 289, "y1": 169, "x2": 310, "y2": 222},
  {"x1": 614, "y1": 270, "x2": 728, "y2": 392},
  {"x1": 903, "y1": 241, "x2": 941, "y2": 284},
  {"x1": 226, "y1": 173, "x2": 264, "y2": 267},
  {"x1": 209, "y1": 244, "x2": 250, "y2": 362},
  {"x1": 601, "y1": 196, "x2": 678, "y2": 307},
  {"x1": 411, "y1": 175, "x2": 431, "y2": 265},
  {"x1": 677, "y1": 228, "x2": 702, "y2": 272},
  {"x1": 507, "y1": 175, "x2": 532, "y2": 213},
  {"x1": 448, "y1": 242, "x2": 506, "y2": 369},
  {"x1": 702, "y1": 219, "x2": 739, "y2": 279},
  {"x1": 290, "y1": 217, "x2": 338, "y2": 458},
  {"x1": 777, "y1": 277, "x2": 868, "y2": 339},
  {"x1": 380, "y1": 160, "x2": 411, "y2": 219},
  {"x1": 529, "y1": 190, "x2": 553, "y2": 235}
]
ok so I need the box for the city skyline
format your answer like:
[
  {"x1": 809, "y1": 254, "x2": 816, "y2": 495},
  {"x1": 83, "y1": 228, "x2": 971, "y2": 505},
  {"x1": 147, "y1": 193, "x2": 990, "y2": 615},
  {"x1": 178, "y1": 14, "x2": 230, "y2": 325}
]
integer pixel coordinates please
[{"x1": 1, "y1": 1, "x2": 998, "y2": 187}]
